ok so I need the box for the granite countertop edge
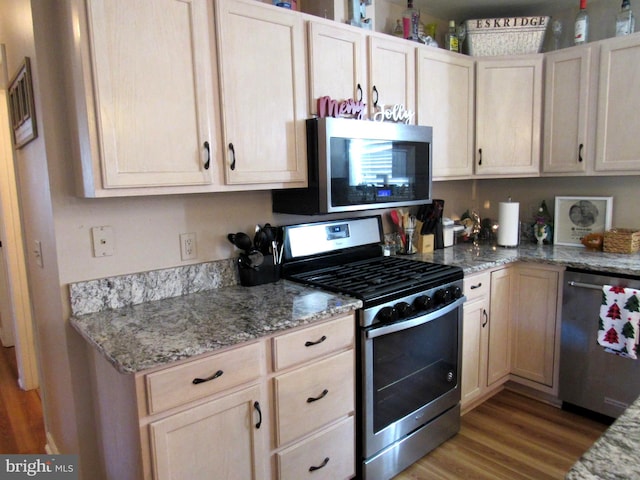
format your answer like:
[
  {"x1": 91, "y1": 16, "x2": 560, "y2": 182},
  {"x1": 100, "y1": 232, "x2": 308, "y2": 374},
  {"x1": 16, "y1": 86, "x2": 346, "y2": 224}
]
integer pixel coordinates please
[{"x1": 565, "y1": 395, "x2": 640, "y2": 479}]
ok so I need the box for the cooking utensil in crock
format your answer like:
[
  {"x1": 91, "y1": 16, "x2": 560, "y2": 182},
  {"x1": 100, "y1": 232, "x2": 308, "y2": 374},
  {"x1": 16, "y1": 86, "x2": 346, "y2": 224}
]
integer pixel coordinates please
[{"x1": 233, "y1": 232, "x2": 253, "y2": 252}]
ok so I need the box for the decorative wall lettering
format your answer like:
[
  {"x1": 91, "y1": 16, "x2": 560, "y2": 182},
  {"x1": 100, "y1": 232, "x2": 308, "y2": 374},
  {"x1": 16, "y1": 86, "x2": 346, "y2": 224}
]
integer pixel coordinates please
[
  {"x1": 372, "y1": 104, "x2": 415, "y2": 124},
  {"x1": 317, "y1": 95, "x2": 366, "y2": 120}
]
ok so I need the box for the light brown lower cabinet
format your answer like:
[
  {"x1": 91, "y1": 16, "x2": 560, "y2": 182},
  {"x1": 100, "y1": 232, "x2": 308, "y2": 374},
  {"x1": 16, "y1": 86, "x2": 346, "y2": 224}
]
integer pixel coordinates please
[
  {"x1": 149, "y1": 384, "x2": 267, "y2": 480},
  {"x1": 510, "y1": 264, "x2": 562, "y2": 392},
  {"x1": 461, "y1": 263, "x2": 563, "y2": 413},
  {"x1": 86, "y1": 312, "x2": 356, "y2": 480}
]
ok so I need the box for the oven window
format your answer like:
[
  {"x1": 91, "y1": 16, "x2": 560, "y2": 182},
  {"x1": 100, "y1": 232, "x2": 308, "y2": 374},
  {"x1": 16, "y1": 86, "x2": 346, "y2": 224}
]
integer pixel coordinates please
[{"x1": 372, "y1": 308, "x2": 458, "y2": 433}]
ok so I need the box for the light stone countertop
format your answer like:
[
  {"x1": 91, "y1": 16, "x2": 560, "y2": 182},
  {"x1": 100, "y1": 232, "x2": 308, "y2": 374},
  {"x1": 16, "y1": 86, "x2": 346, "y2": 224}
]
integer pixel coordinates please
[
  {"x1": 70, "y1": 280, "x2": 361, "y2": 374},
  {"x1": 565, "y1": 394, "x2": 640, "y2": 479},
  {"x1": 413, "y1": 242, "x2": 640, "y2": 276}
]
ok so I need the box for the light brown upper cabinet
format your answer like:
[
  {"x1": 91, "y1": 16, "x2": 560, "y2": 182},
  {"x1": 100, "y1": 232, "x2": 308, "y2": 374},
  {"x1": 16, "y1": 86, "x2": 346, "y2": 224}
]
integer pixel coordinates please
[
  {"x1": 475, "y1": 55, "x2": 543, "y2": 177},
  {"x1": 214, "y1": 0, "x2": 308, "y2": 187},
  {"x1": 417, "y1": 48, "x2": 475, "y2": 179}
]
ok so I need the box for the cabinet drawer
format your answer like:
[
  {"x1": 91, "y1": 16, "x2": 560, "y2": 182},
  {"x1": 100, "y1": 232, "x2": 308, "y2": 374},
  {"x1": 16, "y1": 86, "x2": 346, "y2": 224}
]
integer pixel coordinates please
[
  {"x1": 464, "y1": 271, "x2": 490, "y2": 301},
  {"x1": 277, "y1": 416, "x2": 355, "y2": 480},
  {"x1": 274, "y1": 349, "x2": 354, "y2": 446},
  {"x1": 145, "y1": 342, "x2": 261, "y2": 414},
  {"x1": 272, "y1": 314, "x2": 354, "y2": 371}
]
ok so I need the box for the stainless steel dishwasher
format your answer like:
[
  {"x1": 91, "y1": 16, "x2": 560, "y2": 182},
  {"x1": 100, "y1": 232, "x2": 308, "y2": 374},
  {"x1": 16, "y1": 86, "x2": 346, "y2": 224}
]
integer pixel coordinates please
[{"x1": 559, "y1": 268, "x2": 640, "y2": 419}]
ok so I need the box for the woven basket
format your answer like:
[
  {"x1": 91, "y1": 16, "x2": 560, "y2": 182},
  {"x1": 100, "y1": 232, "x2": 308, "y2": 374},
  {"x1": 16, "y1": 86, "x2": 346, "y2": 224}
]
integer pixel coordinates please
[
  {"x1": 466, "y1": 17, "x2": 549, "y2": 56},
  {"x1": 603, "y1": 228, "x2": 640, "y2": 254}
]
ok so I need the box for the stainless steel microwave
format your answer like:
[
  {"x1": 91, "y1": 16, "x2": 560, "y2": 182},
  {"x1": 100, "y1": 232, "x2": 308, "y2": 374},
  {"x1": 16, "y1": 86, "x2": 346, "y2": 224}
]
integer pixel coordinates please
[{"x1": 272, "y1": 117, "x2": 433, "y2": 214}]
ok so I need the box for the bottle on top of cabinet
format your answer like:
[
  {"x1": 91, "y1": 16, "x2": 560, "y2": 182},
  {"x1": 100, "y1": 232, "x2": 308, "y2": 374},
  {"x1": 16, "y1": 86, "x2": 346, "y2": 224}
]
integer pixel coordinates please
[
  {"x1": 403, "y1": 0, "x2": 420, "y2": 41},
  {"x1": 445, "y1": 20, "x2": 459, "y2": 52},
  {"x1": 574, "y1": 0, "x2": 589, "y2": 45},
  {"x1": 616, "y1": 0, "x2": 635, "y2": 36}
]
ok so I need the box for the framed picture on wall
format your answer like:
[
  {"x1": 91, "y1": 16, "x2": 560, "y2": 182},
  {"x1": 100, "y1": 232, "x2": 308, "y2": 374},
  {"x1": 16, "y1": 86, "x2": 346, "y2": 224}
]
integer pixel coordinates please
[
  {"x1": 553, "y1": 196, "x2": 613, "y2": 246},
  {"x1": 8, "y1": 57, "x2": 38, "y2": 149}
]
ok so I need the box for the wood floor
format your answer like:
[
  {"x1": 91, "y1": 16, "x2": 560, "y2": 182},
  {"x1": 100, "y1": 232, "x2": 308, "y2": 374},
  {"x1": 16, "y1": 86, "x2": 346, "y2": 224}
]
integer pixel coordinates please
[
  {"x1": 393, "y1": 389, "x2": 608, "y2": 480},
  {"x1": 0, "y1": 342, "x2": 46, "y2": 454}
]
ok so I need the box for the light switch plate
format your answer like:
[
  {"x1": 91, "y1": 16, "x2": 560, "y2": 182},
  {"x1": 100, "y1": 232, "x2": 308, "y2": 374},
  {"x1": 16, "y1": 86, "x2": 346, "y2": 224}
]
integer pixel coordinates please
[{"x1": 91, "y1": 226, "x2": 114, "y2": 257}]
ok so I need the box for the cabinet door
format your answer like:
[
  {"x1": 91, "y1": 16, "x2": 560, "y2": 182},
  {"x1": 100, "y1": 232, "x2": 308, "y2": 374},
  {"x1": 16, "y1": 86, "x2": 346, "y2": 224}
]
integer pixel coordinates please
[
  {"x1": 417, "y1": 48, "x2": 474, "y2": 178},
  {"x1": 368, "y1": 34, "x2": 415, "y2": 122},
  {"x1": 85, "y1": 0, "x2": 215, "y2": 189},
  {"x1": 476, "y1": 56, "x2": 543, "y2": 176},
  {"x1": 487, "y1": 267, "x2": 513, "y2": 385},
  {"x1": 511, "y1": 266, "x2": 559, "y2": 387},
  {"x1": 216, "y1": 0, "x2": 307, "y2": 186},
  {"x1": 308, "y1": 20, "x2": 366, "y2": 116},
  {"x1": 595, "y1": 33, "x2": 640, "y2": 172},
  {"x1": 461, "y1": 296, "x2": 489, "y2": 407},
  {"x1": 149, "y1": 384, "x2": 266, "y2": 480},
  {"x1": 543, "y1": 45, "x2": 597, "y2": 174}
]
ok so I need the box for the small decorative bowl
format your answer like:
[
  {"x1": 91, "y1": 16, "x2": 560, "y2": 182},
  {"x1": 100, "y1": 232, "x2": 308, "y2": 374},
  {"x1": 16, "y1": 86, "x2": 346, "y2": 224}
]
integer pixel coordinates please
[{"x1": 581, "y1": 233, "x2": 604, "y2": 250}]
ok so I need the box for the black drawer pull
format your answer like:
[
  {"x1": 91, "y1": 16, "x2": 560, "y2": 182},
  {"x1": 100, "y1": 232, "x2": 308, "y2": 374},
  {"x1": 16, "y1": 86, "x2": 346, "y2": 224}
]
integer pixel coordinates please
[
  {"x1": 192, "y1": 369, "x2": 223, "y2": 385},
  {"x1": 307, "y1": 389, "x2": 329, "y2": 403},
  {"x1": 470, "y1": 283, "x2": 482, "y2": 289},
  {"x1": 578, "y1": 143, "x2": 584, "y2": 163},
  {"x1": 305, "y1": 335, "x2": 327, "y2": 347},
  {"x1": 254, "y1": 401, "x2": 262, "y2": 429},
  {"x1": 203, "y1": 141, "x2": 210, "y2": 170},
  {"x1": 482, "y1": 309, "x2": 488, "y2": 328},
  {"x1": 309, "y1": 457, "x2": 330, "y2": 472},
  {"x1": 229, "y1": 142, "x2": 236, "y2": 170}
]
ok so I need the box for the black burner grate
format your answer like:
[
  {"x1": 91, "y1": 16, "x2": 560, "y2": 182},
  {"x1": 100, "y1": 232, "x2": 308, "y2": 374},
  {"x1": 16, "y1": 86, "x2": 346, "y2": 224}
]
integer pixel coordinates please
[{"x1": 287, "y1": 256, "x2": 462, "y2": 305}]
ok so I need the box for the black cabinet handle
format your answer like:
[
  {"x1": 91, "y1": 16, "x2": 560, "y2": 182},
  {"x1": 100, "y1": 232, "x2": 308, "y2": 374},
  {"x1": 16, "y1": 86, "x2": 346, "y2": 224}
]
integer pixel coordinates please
[
  {"x1": 307, "y1": 389, "x2": 329, "y2": 403},
  {"x1": 309, "y1": 457, "x2": 330, "y2": 472},
  {"x1": 478, "y1": 148, "x2": 483, "y2": 166},
  {"x1": 578, "y1": 143, "x2": 584, "y2": 163},
  {"x1": 356, "y1": 83, "x2": 363, "y2": 102},
  {"x1": 229, "y1": 143, "x2": 236, "y2": 171},
  {"x1": 192, "y1": 369, "x2": 223, "y2": 385},
  {"x1": 470, "y1": 283, "x2": 482, "y2": 290},
  {"x1": 305, "y1": 335, "x2": 327, "y2": 347},
  {"x1": 254, "y1": 401, "x2": 262, "y2": 429},
  {"x1": 482, "y1": 309, "x2": 488, "y2": 328},
  {"x1": 372, "y1": 85, "x2": 379, "y2": 108},
  {"x1": 203, "y1": 141, "x2": 210, "y2": 170}
]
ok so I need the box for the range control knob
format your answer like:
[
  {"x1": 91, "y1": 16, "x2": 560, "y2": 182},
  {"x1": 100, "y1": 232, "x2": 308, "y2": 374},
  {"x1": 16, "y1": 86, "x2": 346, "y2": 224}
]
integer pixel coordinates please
[
  {"x1": 395, "y1": 302, "x2": 413, "y2": 318},
  {"x1": 434, "y1": 288, "x2": 450, "y2": 305},
  {"x1": 413, "y1": 295, "x2": 433, "y2": 311},
  {"x1": 376, "y1": 306, "x2": 397, "y2": 324},
  {"x1": 451, "y1": 286, "x2": 462, "y2": 299}
]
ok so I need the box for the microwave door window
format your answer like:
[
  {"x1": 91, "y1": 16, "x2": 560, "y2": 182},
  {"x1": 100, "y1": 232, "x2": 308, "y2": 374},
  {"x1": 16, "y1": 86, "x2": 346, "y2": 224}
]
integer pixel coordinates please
[{"x1": 330, "y1": 137, "x2": 425, "y2": 208}]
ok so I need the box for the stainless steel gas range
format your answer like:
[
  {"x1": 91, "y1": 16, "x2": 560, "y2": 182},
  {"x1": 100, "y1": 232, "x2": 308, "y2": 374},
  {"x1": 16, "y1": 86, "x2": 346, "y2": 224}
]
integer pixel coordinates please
[{"x1": 280, "y1": 216, "x2": 466, "y2": 480}]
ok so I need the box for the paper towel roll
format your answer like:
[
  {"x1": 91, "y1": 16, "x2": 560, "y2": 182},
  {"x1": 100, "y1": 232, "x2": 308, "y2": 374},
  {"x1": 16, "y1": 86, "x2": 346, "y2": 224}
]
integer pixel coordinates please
[{"x1": 498, "y1": 201, "x2": 520, "y2": 247}]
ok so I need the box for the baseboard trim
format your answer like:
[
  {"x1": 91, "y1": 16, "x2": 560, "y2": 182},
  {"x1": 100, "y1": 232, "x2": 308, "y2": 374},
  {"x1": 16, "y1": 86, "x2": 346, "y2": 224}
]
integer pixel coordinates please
[{"x1": 45, "y1": 431, "x2": 59, "y2": 454}]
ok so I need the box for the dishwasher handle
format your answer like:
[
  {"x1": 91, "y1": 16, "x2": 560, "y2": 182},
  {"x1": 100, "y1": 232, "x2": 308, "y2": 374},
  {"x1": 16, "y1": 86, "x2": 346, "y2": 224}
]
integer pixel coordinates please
[{"x1": 567, "y1": 280, "x2": 604, "y2": 291}]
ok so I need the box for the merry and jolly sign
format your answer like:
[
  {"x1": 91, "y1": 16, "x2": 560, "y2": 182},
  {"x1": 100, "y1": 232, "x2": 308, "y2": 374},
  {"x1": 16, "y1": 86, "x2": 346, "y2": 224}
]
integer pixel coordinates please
[{"x1": 316, "y1": 95, "x2": 415, "y2": 124}]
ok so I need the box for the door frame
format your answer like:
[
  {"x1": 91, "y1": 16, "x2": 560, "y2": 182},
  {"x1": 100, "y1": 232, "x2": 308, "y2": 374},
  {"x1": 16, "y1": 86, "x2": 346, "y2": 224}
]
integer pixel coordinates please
[{"x1": 0, "y1": 44, "x2": 39, "y2": 391}]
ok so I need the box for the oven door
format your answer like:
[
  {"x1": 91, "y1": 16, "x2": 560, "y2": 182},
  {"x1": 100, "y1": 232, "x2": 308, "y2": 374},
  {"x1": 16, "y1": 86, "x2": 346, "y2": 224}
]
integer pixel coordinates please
[{"x1": 361, "y1": 299, "x2": 463, "y2": 458}]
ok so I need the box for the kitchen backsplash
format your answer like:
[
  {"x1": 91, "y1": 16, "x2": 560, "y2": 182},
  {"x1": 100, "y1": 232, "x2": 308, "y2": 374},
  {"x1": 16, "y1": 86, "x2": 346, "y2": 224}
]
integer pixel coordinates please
[{"x1": 69, "y1": 258, "x2": 238, "y2": 316}]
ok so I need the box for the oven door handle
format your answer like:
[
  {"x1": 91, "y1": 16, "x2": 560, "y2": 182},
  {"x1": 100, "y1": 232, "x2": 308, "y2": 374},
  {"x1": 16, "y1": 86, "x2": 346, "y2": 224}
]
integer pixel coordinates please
[{"x1": 366, "y1": 297, "x2": 465, "y2": 339}]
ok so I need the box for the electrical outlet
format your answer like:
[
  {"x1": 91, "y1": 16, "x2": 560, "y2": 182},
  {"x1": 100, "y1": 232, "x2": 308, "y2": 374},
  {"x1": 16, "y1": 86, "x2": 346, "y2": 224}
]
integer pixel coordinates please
[{"x1": 180, "y1": 233, "x2": 197, "y2": 261}]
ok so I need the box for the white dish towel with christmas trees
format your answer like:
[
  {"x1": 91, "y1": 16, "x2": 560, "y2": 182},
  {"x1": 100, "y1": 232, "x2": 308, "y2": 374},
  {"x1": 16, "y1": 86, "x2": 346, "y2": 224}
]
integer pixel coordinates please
[{"x1": 597, "y1": 285, "x2": 640, "y2": 359}]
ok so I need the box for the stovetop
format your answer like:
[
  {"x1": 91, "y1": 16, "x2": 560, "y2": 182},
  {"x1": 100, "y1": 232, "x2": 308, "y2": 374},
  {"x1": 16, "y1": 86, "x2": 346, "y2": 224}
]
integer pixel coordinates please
[{"x1": 284, "y1": 255, "x2": 463, "y2": 307}]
